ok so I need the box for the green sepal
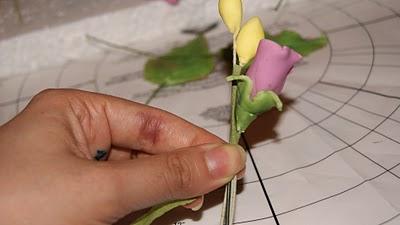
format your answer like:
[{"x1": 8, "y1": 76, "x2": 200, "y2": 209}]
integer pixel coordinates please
[
  {"x1": 144, "y1": 35, "x2": 215, "y2": 86},
  {"x1": 131, "y1": 199, "x2": 194, "y2": 225},
  {"x1": 227, "y1": 75, "x2": 282, "y2": 133}
]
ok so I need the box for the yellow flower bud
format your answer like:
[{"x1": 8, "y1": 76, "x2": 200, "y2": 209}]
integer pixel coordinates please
[
  {"x1": 218, "y1": 0, "x2": 243, "y2": 34},
  {"x1": 236, "y1": 16, "x2": 265, "y2": 65}
]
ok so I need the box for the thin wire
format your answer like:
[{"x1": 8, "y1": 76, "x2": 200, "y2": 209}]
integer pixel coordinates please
[
  {"x1": 233, "y1": 34, "x2": 237, "y2": 67},
  {"x1": 242, "y1": 135, "x2": 280, "y2": 225},
  {"x1": 220, "y1": 35, "x2": 240, "y2": 225}
]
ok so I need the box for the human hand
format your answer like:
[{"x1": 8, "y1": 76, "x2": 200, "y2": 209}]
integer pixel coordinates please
[{"x1": 0, "y1": 89, "x2": 246, "y2": 225}]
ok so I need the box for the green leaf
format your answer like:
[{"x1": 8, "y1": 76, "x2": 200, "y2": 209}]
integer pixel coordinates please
[
  {"x1": 144, "y1": 35, "x2": 215, "y2": 86},
  {"x1": 266, "y1": 30, "x2": 328, "y2": 56},
  {"x1": 131, "y1": 199, "x2": 194, "y2": 225}
]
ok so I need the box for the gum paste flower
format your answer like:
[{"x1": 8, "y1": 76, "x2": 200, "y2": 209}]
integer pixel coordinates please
[{"x1": 227, "y1": 39, "x2": 302, "y2": 132}]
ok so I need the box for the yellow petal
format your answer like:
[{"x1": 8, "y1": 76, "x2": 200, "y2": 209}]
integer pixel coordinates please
[
  {"x1": 236, "y1": 16, "x2": 265, "y2": 65},
  {"x1": 218, "y1": 0, "x2": 242, "y2": 34}
]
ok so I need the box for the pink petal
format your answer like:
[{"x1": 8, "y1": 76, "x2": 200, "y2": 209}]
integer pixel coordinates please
[{"x1": 247, "y1": 39, "x2": 302, "y2": 95}]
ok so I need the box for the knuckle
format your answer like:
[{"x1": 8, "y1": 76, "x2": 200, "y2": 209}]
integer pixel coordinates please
[
  {"x1": 164, "y1": 154, "x2": 194, "y2": 197},
  {"x1": 31, "y1": 89, "x2": 61, "y2": 102},
  {"x1": 136, "y1": 112, "x2": 164, "y2": 149},
  {"x1": 29, "y1": 89, "x2": 68, "y2": 108}
]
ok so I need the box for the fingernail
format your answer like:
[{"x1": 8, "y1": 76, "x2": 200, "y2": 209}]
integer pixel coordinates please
[{"x1": 204, "y1": 144, "x2": 246, "y2": 180}]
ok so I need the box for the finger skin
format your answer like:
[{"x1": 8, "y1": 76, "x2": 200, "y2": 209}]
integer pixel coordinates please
[
  {"x1": 16, "y1": 89, "x2": 223, "y2": 158},
  {"x1": 0, "y1": 89, "x2": 238, "y2": 225},
  {"x1": 107, "y1": 147, "x2": 131, "y2": 161},
  {"x1": 97, "y1": 143, "x2": 246, "y2": 213}
]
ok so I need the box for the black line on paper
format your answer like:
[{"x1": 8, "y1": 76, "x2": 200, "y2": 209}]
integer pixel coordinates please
[
  {"x1": 318, "y1": 81, "x2": 400, "y2": 100},
  {"x1": 331, "y1": 62, "x2": 400, "y2": 68},
  {"x1": 307, "y1": 89, "x2": 400, "y2": 124},
  {"x1": 333, "y1": 51, "x2": 400, "y2": 56},
  {"x1": 334, "y1": 45, "x2": 400, "y2": 52},
  {"x1": 379, "y1": 212, "x2": 400, "y2": 225},
  {"x1": 242, "y1": 134, "x2": 280, "y2": 225},
  {"x1": 299, "y1": 96, "x2": 400, "y2": 144},
  {"x1": 235, "y1": 163, "x2": 400, "y2": 224},
  {"x1": 326, "y1": 14, "x2": 397, "y2": 33}
]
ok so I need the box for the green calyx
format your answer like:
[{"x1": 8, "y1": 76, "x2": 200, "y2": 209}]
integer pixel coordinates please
[{"x1": 226, "y1": 75, "x2": 282, "y2": 133}]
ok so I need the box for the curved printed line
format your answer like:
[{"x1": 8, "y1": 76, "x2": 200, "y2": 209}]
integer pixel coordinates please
[{"x1": 235, "y1": 163, "x2": 400, "y2": 224}]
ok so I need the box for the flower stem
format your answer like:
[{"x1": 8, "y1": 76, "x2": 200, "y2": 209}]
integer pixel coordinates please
[
  {"x1": 229, "y1": 65, "x2": 242, "y2": 144},
  {"x1": 220, "y1": 44, "x2": 242, "y2": 225},
  {"x1": 232, "y1": 34, "x2": 238, "y2": 67}
]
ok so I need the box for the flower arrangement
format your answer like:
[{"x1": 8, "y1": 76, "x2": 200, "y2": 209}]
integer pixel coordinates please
[
  {"x1": 218, "y1": 0, "x2": 301, "y2": 224},
  {"x1": 117, "y1": 0, "x2": 331, "y2": 224},
  {"x1": 131, "y1": 1, "x2": 302, "y2": 224}
]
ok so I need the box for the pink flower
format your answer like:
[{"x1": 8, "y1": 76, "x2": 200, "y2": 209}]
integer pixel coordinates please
[
  {"x1": 164, "y1": 0, "x2": 179, "y2": 5},
  {"x1": 247, "y1": 39, "x2": 302, "y2": 96}
]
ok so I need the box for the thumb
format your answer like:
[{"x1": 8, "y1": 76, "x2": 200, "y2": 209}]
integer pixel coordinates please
[{"x1": 102, "y1": 143, "x2": 246, "y2": 214}]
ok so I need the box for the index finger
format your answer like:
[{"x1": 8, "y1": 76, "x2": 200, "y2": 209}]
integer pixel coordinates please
[{"x1": 32, "y1": 89, "x2": 224, "y2": 155}]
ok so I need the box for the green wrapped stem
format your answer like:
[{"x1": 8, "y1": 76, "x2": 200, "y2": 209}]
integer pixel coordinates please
[
  {"x1": 226, "y1": 75, "x2": 282, "y2": 133},
  {"x1": 219, "y1": 65, "x2": 242, "y2": 225},
  {"x1": 229, "y1": 65, "x2": 243, "y2": 144}
]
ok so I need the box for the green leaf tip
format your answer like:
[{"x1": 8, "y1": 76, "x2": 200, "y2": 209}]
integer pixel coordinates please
[
  {"x1": 265, "y1": 30, "x2": 328, "y2": 56},
  {"x1": 131, "y1": 199, "x2": 194, "y2": 225},
  {"x1": 144, "y1": 35, "x2": 215, "y2": 86}
]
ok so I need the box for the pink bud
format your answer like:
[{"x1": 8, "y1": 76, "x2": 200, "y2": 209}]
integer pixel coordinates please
[{"x1": 247, "y1": 39, "x2": 302, "y2": 95}]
